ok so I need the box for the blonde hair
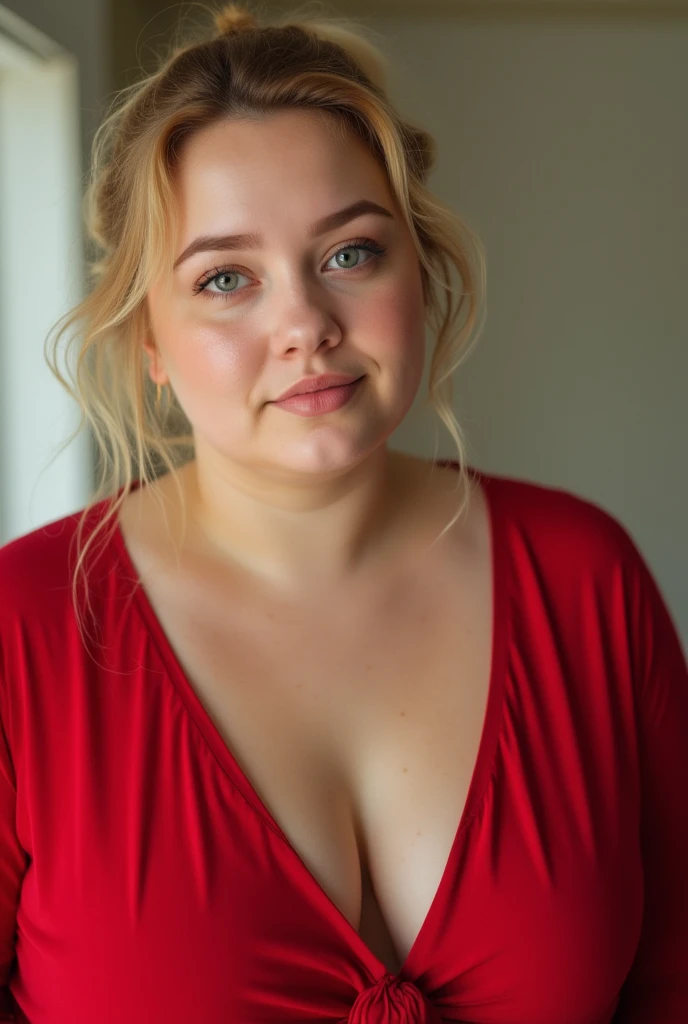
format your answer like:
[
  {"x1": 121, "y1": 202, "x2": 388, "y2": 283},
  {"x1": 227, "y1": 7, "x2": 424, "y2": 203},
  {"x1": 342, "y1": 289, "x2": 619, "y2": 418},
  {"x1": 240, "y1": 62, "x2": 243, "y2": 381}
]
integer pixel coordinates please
[{"x1": 45, "y1": 1, "x2": 486, "y2": 644}]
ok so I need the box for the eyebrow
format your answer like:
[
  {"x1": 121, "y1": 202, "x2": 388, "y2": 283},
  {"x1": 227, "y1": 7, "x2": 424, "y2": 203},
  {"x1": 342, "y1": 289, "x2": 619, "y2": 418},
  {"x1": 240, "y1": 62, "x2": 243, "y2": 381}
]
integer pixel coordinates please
[{"x1": 172, "y1": 198, "x2": 395, "y2": 271}]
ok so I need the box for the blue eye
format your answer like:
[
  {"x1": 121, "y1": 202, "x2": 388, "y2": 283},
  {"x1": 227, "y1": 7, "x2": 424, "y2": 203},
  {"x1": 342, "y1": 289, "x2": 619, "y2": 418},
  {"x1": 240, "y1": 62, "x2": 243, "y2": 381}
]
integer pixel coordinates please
[
  {"x1": 201, "y1": 269, "x2": 248, "y2": 296},
  {"x1": 194, "y1": 237, "x2": 387, "y2": 300},
  {"x1": 325, "y1": 241, "x2": 383, "y2": 272}
]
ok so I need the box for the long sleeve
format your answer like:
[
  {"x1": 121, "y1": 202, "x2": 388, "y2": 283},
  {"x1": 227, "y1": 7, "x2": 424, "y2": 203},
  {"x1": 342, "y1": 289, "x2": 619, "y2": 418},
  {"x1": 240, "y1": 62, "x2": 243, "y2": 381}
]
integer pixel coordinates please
[
  {"x1": 0, "y1": 669, "x2": 24, "y2": 1021},
  {"x1": 614, "y1": 540, "x2": 688, "y2": 1021}
]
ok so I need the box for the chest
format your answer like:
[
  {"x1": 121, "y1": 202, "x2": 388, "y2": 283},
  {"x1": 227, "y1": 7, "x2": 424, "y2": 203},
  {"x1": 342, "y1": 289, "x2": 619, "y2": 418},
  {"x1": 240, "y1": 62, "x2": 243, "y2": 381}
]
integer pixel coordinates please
[{"x1": 117, "y1": 501, "x2": 493, "y2": 975}]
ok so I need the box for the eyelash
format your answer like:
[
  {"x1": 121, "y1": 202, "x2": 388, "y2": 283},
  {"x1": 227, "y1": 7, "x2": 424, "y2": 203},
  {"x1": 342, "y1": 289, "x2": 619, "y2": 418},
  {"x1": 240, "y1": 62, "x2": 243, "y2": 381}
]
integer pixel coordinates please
[{"x1": 192, "y1": 236, "x2": 388, "y2": 300}]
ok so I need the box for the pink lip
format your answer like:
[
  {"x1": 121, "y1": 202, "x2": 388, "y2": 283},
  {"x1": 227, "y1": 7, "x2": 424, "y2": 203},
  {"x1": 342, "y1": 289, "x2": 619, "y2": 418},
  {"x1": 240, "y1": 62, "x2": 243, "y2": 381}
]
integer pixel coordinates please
[
  {"x1": 272, "y1": 373, "x2": 363, "y2": 402},
  {"x1": 271, "y1": 377, "x2": 364, "y2": 416}
]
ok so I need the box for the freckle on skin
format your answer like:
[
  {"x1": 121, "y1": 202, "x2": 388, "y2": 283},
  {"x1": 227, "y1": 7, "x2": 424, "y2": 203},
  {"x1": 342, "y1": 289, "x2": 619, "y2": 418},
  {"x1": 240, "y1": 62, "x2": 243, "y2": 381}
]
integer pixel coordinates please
[
  {"x1": 402, "y1": 767, "x2": 408, "y2": 773},
  {"x1": 399, "y1": 711, "x2": 406, "y2": 717}
]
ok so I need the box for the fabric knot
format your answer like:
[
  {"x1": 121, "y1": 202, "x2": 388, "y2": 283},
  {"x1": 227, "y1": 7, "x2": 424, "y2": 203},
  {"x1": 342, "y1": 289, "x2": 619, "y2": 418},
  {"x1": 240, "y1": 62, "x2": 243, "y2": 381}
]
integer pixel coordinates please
[{"x1": 348, "y1": 973, "x2": 444, "y2": 1023}]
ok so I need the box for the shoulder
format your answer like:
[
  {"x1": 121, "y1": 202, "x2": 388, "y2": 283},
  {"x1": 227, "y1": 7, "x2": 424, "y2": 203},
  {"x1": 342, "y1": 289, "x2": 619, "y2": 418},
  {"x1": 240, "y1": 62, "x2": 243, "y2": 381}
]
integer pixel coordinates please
[
  {"x1": 480, "y1": 470, "x2": 687, "y2": 684},
  {"x1": 478, "y1": 466, "x2": 647, "y2": 588},
  {"x1": 0, "y1": 498, "x2": 115, "y2": 625}
]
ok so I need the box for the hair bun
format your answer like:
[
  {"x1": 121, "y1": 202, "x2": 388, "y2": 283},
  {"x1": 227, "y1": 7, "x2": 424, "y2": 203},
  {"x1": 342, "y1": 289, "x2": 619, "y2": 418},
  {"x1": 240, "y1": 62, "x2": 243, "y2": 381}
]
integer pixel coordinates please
[{"x1": 214, "y1": 3, "x2": 259, "y2": 37}]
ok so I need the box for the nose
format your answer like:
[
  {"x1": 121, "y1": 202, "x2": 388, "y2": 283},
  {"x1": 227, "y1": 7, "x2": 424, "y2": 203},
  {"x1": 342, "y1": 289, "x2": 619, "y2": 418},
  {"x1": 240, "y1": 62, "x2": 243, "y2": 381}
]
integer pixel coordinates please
[
  {"x1": 347, "y1": 973, "x2": 445, "y2": 1023},
  {"x1": 271, "y1": 281, "x2": 342, "y2": 357}
]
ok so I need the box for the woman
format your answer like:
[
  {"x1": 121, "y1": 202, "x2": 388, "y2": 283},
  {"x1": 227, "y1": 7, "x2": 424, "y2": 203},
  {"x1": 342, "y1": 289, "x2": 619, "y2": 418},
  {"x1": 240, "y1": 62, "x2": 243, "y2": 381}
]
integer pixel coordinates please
[{"x1": 0, "y1": 3, "x2": 686, "y2": 1021}]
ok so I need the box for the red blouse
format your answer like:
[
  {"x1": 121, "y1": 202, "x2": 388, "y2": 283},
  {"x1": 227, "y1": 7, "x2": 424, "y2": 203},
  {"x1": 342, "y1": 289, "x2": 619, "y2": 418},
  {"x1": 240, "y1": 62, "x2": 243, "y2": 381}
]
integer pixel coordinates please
[{"x1": 0, "y1": 462, "x2": 686, "y2": 1022}]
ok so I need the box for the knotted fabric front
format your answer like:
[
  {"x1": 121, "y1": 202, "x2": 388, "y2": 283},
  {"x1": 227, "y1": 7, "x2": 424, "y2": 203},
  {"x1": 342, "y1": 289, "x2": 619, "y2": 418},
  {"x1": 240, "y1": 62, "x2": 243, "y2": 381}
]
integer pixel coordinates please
[{"x1": 348, "y1": 973, "x2": 445, "y2": 1023}]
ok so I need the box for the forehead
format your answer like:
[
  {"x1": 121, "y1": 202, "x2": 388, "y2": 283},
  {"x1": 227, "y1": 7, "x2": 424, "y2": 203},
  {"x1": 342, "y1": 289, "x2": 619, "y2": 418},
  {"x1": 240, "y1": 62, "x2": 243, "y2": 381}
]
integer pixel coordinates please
[{"x1": 173, "y1": 109, "x2": 393, "y2": 228}]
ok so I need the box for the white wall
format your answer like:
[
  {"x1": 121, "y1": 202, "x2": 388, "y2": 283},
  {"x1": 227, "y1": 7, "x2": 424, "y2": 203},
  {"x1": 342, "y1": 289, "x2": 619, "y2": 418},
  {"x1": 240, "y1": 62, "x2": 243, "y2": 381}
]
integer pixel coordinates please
[
  {"x1": 0, "y1": 10, "x2": 93, "y2": 542},
  {"x1": 0, "y1": 0, "x2": 109, "y2": 541},
  {"x1": 0, "y1": 0, "x2": 110, "y2": 172}
]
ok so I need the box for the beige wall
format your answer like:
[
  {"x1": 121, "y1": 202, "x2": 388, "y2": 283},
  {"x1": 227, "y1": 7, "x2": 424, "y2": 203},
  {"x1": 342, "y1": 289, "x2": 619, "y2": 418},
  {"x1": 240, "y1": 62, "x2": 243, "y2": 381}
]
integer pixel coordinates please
[
  {"x1": 363, "y1": 7, "x2": 687, "y2": 641},
  {"x1": 108, "y1": 2, "x2": 687, "y2": 643}
]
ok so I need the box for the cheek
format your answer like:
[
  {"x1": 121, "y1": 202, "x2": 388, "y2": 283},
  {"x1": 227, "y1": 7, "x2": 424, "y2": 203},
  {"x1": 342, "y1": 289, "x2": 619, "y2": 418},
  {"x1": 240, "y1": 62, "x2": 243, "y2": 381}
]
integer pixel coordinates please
[
  {"x1": 358, "y1": 268, "x2": 426, "y2": 378},
  {"x1": 166, "y1": 321, "x2": 261, "y2": 396},
  {"x1": 148, "y1": 278, "x2": 258, "y2": 387},
  {"x1": 154, "y1": 317, "x2": 264, "y2": 440}
]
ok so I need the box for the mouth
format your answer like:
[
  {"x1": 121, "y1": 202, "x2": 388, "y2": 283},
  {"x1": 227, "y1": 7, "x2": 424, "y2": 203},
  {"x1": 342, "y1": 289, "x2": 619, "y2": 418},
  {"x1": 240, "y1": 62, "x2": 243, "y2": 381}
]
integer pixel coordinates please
[
  {"x1": 309, "y1": 375, "x2": 365, "y2": 394},
  {"x1": 270, "y1": 376, "x2": 364, "y2": 403},
  {"x1": 269, "y1": 375, "x2": 366, "y2": 415},
  {"x1": 272, "y1": 374, "x2": 365, "y2": 403}
]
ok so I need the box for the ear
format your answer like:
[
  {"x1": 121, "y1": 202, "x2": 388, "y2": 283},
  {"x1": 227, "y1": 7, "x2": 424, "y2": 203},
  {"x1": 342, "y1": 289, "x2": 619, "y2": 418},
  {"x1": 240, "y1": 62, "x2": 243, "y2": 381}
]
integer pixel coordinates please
[{"x1": 142, "y1": 336, "x2": 168, "y2": 386}]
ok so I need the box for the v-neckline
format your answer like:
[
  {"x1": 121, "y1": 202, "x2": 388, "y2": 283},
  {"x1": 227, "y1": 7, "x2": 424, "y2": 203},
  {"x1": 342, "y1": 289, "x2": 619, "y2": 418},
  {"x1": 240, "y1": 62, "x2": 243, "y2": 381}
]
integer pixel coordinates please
[{"x1": 108, "y1": 460, "x2": 510, "y2": 980}]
